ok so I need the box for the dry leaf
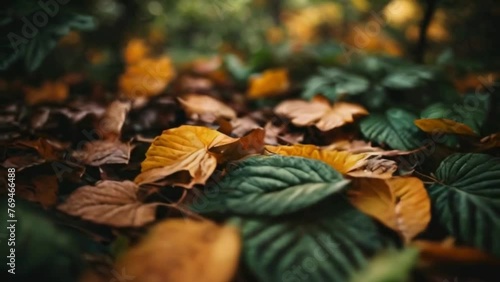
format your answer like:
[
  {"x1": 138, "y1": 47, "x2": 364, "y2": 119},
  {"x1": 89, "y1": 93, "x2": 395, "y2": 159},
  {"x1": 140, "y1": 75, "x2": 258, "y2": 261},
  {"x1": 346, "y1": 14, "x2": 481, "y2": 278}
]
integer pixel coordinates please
[
  {"x1": 178, "y1": 94, "x2": 236, "y2": 122},
  {"x1": 230, "y1": 116, "x2": 261, "y2": 137},
  {"x1": 324, "y1": 139, "x2": 412, "y2": 156},
  {"x1": 265, "y1": 144, "x2": 368, "y2": 173},
  {"x1": 123, "y1": 38, "x2": 150, "y2": 65},
  {"x1": 16, "y1": 175, "x2": 58, "y2": 208},
  {"x1": 135, "y1": 125, "x2": 264, "y2": 188},
  {"x1": 58, "y1": 180, "x2": 158, "y2": 227},
  {"x1": 116, "y1": 219, "x2": 240, "y2": 282},
  {"x1": 247, "y1": 68, "x2": 290, "y2": 99},
  {"x1": 348, "y1": 177, "x2": 431, "y2": 241},
  {"x1": 119, "y1": 56, "x2": 176, "y2": 99},
  {"x1": 24, "y1": 80, "x2": 68, "y2": 105},
  {"x1": 478, "y1": 133, "x2": 500, "y2": 151},
  {"x1": 275, "y1": 98, "x2": 368, "y2": 131},
  {"x1": 414, "y1": 118, "x2": 477, "y2": 136},
  {"x1": 96, "y1": 100, "x2": 131, "y2": 141},
  {"x1": 72, "y1": 140, "x2": 131, "y2": 166},
  {"x1": 347, "y1": 156, "x2": 398, "y2": 179}
]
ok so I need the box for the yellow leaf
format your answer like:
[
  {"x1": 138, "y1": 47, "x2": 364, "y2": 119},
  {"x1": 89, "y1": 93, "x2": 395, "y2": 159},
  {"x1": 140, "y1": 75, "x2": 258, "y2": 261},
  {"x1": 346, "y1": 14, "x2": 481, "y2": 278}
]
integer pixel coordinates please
[
  {"x1": 414, "y1": 118, "x2": 477, "y2": 136},
  {"x1": 119, "y1": 56, "x2": 175, "y2": 99},
  {"x1": 24, "y1": 80, "x2": 68, "y2": 105},
  {"x1": 247, "y1": 68, "x2": 289, "y2": 99},
  {"x1": 265, "y1": 144, "x2": 368, "y2": 174},
  {"x1": 135, "y1": 126, "x2": 264, "y2": 188},
  {"x1": 348, "y1": 177, "x2": 431, "y2": 241},
  {"x1": 275, "y1": 98, "x2": 368, "y2": 131},
  {"x1": 178, "y1": 94, "x2": 236, "y2": 121},
  {"x1": 116, "y1": 219, "x2": 241, "y2": 282}
]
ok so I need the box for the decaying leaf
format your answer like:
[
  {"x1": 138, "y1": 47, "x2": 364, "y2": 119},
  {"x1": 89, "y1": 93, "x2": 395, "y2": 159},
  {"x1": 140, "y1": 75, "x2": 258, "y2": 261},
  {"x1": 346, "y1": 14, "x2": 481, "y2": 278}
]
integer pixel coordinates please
[
  {"x1": 116, "y1": 219, "x2": 240, "y2": 282},
  {"x1": 348, "y1": 177, "x2": 431, "y2": 241},
  {"x1": 324, "y1": 139, "x2": 412, "y2": 156},
  {"x1": 266, "y1": 144, "x2": 368, "y2": 173},
  {"x1": 96, "y1": 100, "x2": 131, "y2": 141},
  {"x1": 247, "y1": 68, "x2": 289, "y2": 99},
  {"x1": 119, "y1": 56, "x2": 176, "y2": 99},
  {"x1": 72, "y1": 140, "x2": 131, "y2": 166},
  {"x1": 178, "y1": 94, "x2": 237, "y2": 122},
  {"x1": 16, "y1": 175, "x2": 59, "y2": 208},
  {"x1": 414, "y1": 118, "x2": 478, "y2": 136},
  {"x1": 58, "y1": 180, "x2": 158, "y2": 227},
  {"x1": 478, "y1": 133, "x2": 500, "y2": 151},
  {"x1": 275, "y1": 97, "x2": 368, "y2": 131},
  {"x1": 135, "y1": 125, "x2": 264, "y2": 188},
  {"x1": 347, "y1": 156, "x2": 398, "y2": 179}
]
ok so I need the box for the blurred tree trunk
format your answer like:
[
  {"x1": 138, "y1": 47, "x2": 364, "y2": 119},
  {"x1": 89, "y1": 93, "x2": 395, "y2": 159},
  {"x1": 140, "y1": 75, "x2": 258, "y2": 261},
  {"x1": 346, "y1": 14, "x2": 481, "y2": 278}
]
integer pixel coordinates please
[{"x1": 415, "y1": 0, "x2": 438, "y2": 63}]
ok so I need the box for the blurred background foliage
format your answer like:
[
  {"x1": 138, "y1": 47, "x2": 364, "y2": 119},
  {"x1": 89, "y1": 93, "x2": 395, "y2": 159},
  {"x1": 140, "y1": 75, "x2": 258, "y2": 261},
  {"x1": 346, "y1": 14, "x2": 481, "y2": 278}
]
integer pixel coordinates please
[{"x1": 0, "y1": 0, "x2": 499, "y2": 100}]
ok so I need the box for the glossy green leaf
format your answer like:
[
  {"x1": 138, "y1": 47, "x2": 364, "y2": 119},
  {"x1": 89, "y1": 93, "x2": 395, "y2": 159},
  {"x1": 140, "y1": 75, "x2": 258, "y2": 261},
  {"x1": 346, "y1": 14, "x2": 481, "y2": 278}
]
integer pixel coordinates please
[
  {"x1": 236, "y1": 198, "x2": 398, "y2": 282},
  {"x1": 427, "y1": 153, "x2": 500, "y2": 257},
  {"x1": 192, "y1": 155, "x2": 350, "y2": 216},
  {"x1": 302, "y1": 68, "x2": 369, "y2": 101},
  {"x1": 360, "y1": 108, "x2": 424, "y2": 150}
]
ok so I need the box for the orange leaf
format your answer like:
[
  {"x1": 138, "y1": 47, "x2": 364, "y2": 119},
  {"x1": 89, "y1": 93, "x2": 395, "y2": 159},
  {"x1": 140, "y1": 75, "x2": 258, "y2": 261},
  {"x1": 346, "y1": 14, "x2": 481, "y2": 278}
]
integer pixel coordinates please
[
  {"x1": 123, "y1": 38, "x2": 150, "y2": 65},
  {"x1": 414, "y1": 118, "x2": 477, "y2": 136},
  {"x1": 275, "y1": 98, "x2": 368, "y2": 131},
  {"x1": 265, "y1": 144, "x2": 368, "y2": 174},
  {"x1": 247, "y1": 68, "x2": 289, "y2": 99},
  {"x1": 24, "y1": 80, "x2": 68, "y2": 105},
  {"x1": 348, "y1": 177, "x2": 431, "y2": 241},
  {"x1": 116, "y1": 219, "x2": 240, "y2": 282}
]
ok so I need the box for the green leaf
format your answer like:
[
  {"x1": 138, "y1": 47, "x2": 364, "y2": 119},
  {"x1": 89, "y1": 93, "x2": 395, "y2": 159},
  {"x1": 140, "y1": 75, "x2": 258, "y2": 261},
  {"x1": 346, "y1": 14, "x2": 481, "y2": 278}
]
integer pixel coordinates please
[
  {"x1": 224, "y1": 54, "x2": 251, "y2": 82},
  {"x1": 360, "y1": 108, "x2": 424, "y2": 150},
  {"x1": 302, "y1": 68, "x2": 370, "y2": 101},
  {"x1": 382, "y1": 66, "x2": 434, "y2": 90},
  {"x1": 192, "y1": 155, "x2": 350, "y2": 216},
  {"x1": 427, "y1": 153, "x2": 500, "y2": 257},
  {"x1": 236, "y1": 198, "x2": 398, "y2": 282},
  {"x1": 0, "y1": 200, "x2": 83, "y2": 281},
  {"x1": 350, "y1": 248, "x2": 419, "y2": 282}
]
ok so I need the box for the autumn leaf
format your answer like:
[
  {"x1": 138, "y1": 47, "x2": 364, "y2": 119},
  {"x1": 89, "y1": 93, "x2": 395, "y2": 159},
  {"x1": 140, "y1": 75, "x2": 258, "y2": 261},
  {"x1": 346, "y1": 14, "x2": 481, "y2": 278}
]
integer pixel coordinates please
[
  {"x1": 247, "y1": 68, "x2": 290, "y2": 99},
  {"x1": 96, "y1": 100, "x2": 131, "y2": 141},
  {"x1": 116, "y1": 219, "x2": 240, "y2": 282},
  {"x1": 135, "y1": 125, "x2": 264, "y2": 188},
  {"x1": 16, "y1": 175, "x2": 59, "y2": 208},
  {"x1": 58, "y1": 180, "x2": 158, "y2": 227},
  {"x1": 71, "y1": 140, "x2": 131, "y2": 166},
  {"x1": 123, "y1": 38, "x2": 150, "y2": 65},
  {"x1": 178, "y1": 94, "x2": 236, "y2": 122},
  {"x1": 348, "y1": 177, "x2": 431, "y2": 241},
  {"x1": 119, "y1": 56, "x2": 176, "y2": 99},
  {"x1": 24, "y1": 80, "x2": 68, "y2": 105},
  {"x1": 414, "y1": 118, "x2": 478, "y2": 136},
  {"x1": 275, "y1": 97, "x2": 368, "y2": 131},
  {"x1": 265, "y1": 144, "x2": 368, "y2": 173},
  {"x1": 347, "y1": 156, "x2": 398, "y2": 179}
]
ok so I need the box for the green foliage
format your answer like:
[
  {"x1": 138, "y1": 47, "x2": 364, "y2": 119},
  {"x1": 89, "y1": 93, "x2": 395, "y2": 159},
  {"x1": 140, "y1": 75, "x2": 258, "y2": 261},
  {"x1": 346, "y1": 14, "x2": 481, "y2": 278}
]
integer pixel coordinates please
[
  {"x1": 235, "y1": 198, "x2": 398, "y2": 282},
  {"x1": 427, "y1": 153, "x2": 500, "y2": 256},
  {"x1": 359, "y1": 108, "x2": 425, "y2": 150},
  {"x1": 193, "y1": 155, "x2": 350, "y2": 216}
]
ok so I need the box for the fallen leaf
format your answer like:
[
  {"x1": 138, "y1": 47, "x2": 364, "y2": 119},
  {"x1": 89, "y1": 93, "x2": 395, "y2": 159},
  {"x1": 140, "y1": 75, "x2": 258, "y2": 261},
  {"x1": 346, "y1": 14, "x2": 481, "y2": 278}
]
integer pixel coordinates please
[
  {"x1": 478, "y1": 133, "x2": 500, "y2": 151},
  {"x1": 347, "y1": 156, "x2": 398, "y2": 179},
  {"x1": 178, "y1": 94, "x2": 236, "y2": 122},
  {"x1": 135, "y1": 125, "x2": 263, "y2": 188},
  {"x1": 96, "y1": 100, "x2": 131, "y2": 141},
  {"x1": 119, "y1": 56, "x2": 176, "y2": 99},
  {"x1": 24, "y1": 80, "x2": 68, "y2": 105},
  {"x1": 16, "y1": 174, "x2": 58, "y2": 208},
  {"x1": 414, "y1": 118, "x2": 478, "y2": 136},
  {"x1": 275, "y1": 97, "x2": 368, "y2": 131},
  {"x1": 72, "y1": 140, "x2": 131, "y2": 166},
  {"x1": 348, "y1": 177, "x2": 431, "y2": 241},
  {"x1": 247, "y1": 68, "x2": 289, "y2": 99},
  {"x1": 230, "y1": 116, "x2": 261, "y2": 137},
  {"x1": 123, "y1": 38, "x2": 150, "y2": 65},
  {"x1": 58, "y1": 180, "x2": 158, "y2": 227},
  {"x1": 116, "y1": 219, "x2": 240, "y2": 282},
  {"x1": 324, "y1": 139, "x2": 413, "y2": 156},
  {"x1": 265, "y1": 144, "x2": 368, "y2": 173}
]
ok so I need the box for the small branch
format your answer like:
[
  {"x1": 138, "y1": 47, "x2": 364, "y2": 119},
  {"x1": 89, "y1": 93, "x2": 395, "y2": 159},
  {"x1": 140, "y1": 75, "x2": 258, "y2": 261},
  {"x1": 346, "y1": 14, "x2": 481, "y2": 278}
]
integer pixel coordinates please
[{"x1": 415, "y1": 0, "x2": 438, "y2": 63}]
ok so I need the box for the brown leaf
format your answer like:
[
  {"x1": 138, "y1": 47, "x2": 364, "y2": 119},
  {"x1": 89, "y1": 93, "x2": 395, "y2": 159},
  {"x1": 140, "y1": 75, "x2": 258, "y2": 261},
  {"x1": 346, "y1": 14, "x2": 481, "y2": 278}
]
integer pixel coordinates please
[
  {"x1": 96, "y1": 100, "x2": 131, "y2": 141},
  {"x1": 275, "y1": 98, "x2": 368, "y2": 131},
  {"x1": 58, "y1": 180, "x2": 158, "y2": 227},
  {"x1": 178, "y1": 94, "x2": 236, "y2": 122},
  {"x1": 116, "y1": 219, "x2": 240, "y2": 282},
  {"x1": 16, "y1": 174, "x2": 58, "y2": 208},
  {"x1": 348, "y1": 177, "x2": 431, "y2": 241},
  {"x1": 347, "y1": 156, "x2": 398, "y2": 179},
  {"x1": 72, "y1": 140, "x2": 131, "y2": 166},
  {"x1": 324, "y1": 139, "x2": 413, "y2": 156},
  {"x1": 230, "y1": 116, "x2": 261, "y2": 137}
]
